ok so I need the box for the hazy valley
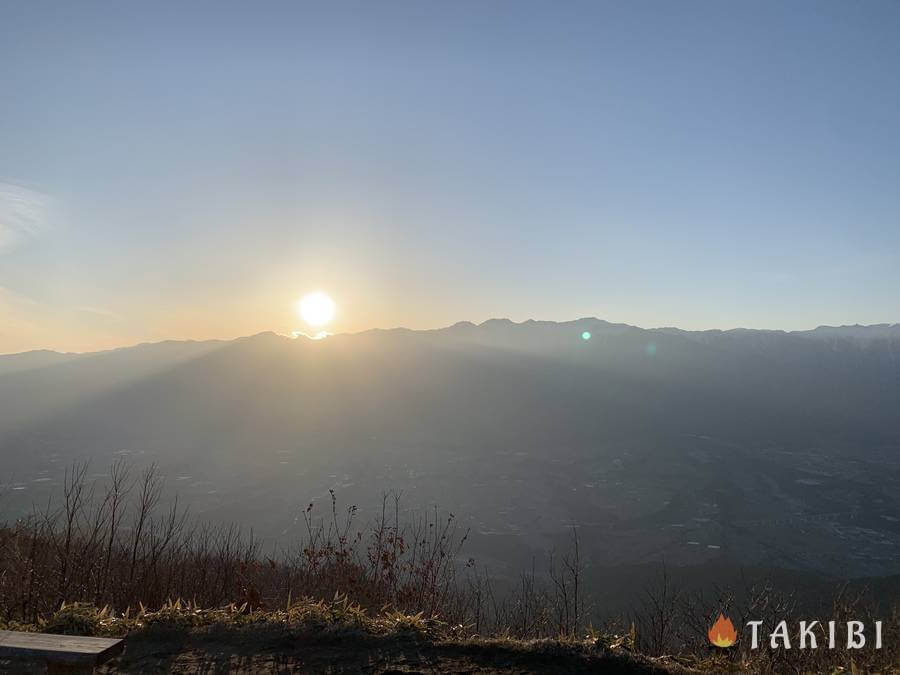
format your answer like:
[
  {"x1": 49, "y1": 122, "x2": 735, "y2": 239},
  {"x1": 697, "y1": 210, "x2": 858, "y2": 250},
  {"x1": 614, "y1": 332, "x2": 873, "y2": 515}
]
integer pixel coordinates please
[{"x1": 2, "y1": 318, "x2": 899, "y2": 608}]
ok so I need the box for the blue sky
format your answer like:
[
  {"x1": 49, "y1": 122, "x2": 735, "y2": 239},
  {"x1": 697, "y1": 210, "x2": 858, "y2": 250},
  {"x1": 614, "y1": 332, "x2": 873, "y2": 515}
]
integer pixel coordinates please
[{"x1": 1, "y1": 1, "x2": 899, "y2": 352}]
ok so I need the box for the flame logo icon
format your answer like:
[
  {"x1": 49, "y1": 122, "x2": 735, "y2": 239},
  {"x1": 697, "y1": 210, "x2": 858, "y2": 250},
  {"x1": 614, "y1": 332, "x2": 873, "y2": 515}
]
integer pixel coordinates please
[{"x1": 708, "y1": 613, "x2": 737, "y2": 648}]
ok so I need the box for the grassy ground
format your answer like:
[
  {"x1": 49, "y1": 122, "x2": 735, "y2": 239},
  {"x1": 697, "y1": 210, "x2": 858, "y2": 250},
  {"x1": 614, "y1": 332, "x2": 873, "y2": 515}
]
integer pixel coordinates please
[
  {"x1": 95, "y1": 627, "x2": 687, "y2": 674},
  {"x1": 4, "y1": 599, "x2": 896, "y2": 673},
  {"x1": 1, "y1": 599, "x2": 688, "y2": 674},
  {"x1": 4, "y1": 591, "x2": 895, "y2": 674}
]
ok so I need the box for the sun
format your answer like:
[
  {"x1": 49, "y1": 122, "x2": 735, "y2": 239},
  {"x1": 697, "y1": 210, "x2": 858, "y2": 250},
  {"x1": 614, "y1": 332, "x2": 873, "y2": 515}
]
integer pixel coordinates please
[{"x1": 297, "y1": 292, "x2": 335, "y2": 327}]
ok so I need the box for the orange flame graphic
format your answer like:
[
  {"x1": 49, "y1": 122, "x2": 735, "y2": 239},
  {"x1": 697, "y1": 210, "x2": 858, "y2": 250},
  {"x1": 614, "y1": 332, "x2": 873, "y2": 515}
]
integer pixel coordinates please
[{"x1": 708, "y1": 613, "x2": 737, "y2": 648}]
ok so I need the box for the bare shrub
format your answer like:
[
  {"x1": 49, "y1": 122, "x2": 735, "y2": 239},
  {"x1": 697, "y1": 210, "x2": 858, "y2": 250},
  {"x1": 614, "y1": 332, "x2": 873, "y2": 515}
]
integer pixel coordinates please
[{"x1": 0, "y1": 461, "x2": 896, "y2": 673}]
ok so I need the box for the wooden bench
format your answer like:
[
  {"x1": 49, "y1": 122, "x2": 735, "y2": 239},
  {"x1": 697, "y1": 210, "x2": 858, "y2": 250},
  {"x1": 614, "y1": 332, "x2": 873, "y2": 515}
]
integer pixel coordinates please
[{"x1": 0, "y1": 630, "x2": 124, "y2": 674}]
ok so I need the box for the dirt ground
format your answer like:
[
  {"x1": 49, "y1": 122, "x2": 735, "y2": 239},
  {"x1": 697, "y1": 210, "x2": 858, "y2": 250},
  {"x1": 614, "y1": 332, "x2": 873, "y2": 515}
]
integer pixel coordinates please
[
  {"x1": 102, "y1": 632, "x2": 681, "y2": 674},
  {"x1": 0, "y1": 628, "x2": 684, "y2": 674},
  {"x1": 1, "y1": 622, "x2": 694, "y2": 674}
]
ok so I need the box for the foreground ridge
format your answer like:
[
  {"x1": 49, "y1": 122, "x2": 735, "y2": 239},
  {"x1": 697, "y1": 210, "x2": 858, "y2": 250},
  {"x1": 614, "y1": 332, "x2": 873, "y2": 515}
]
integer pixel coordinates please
[{"x1": 2, "y1": 601, "x2": 686, "y2": 675}]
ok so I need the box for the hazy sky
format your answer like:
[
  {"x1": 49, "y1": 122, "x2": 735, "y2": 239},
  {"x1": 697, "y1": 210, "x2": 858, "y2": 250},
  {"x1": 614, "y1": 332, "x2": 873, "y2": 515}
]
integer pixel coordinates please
[{"x1": 2, "y1": 1, "x2": 899, "y2": 353}]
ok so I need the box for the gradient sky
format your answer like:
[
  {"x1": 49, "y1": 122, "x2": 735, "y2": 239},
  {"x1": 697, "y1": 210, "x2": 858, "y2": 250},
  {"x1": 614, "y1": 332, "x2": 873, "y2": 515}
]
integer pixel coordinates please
[{"x1": 2, "y1": 1, "x2": 899, "y2": 354}]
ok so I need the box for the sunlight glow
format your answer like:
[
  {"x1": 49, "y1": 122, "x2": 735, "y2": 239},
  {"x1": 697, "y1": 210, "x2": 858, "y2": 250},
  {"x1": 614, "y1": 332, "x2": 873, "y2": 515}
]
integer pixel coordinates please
[{"x1": 297, "y1": 292, "x2": 335, "y2": 327}]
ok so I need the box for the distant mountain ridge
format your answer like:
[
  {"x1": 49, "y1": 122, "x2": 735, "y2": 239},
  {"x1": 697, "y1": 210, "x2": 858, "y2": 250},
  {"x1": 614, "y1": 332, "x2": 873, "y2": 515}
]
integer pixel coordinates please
[
  {"x1": 1, "y1": 316, "x2": 899, "y2": 578},
  {"x1": 3, "y1": 318, "x2": 899, "y2": 362},
  {"x1": 2, "y1": 315, "x2": 898, "y2": 474},
  {"x1": 2, "y1": 316, "x2": 899, "y2": 452}
]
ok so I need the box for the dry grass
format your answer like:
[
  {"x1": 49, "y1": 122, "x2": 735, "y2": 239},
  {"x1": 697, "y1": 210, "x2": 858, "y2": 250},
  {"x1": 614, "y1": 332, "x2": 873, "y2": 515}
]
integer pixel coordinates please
[{"x1": 1, "y1": 461, "x2": 897, "y2": 673}]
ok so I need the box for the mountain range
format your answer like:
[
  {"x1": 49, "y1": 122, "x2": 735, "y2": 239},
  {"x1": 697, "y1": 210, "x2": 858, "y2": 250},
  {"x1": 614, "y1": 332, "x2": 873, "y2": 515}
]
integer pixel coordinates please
[{"x1": 2, "y1": 319, "x2": 899, "y2": 582}]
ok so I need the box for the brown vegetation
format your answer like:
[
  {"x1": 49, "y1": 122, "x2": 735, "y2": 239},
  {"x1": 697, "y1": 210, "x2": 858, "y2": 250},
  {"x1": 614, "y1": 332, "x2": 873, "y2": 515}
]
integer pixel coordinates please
[{"x1": 0, "y1": 461, "x2": 896, "y2": 673}]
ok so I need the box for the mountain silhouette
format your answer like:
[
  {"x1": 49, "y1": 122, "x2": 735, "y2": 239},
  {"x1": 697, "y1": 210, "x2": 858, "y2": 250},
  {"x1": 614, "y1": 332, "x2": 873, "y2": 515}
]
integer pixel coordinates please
[{"x1": 2, "y1": 319, "x2": 898, "y2": 578}]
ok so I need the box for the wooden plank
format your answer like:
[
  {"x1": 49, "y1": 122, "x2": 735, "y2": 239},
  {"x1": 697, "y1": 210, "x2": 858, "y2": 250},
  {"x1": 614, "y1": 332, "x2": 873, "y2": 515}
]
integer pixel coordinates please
[{"x1": 0, "y1": 630, "x2": 123, "y2": 666}]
